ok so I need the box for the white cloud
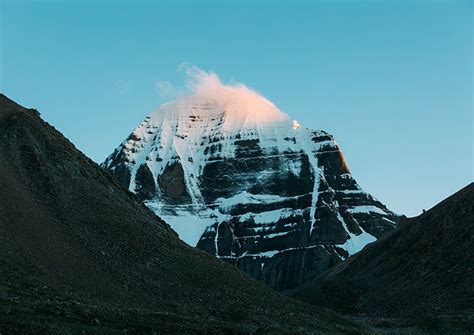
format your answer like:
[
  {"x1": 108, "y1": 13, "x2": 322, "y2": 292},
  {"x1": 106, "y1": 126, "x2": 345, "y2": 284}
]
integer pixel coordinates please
[
  {"x1": 153, "y1": 63, "x2": 289, "y2": 126},
  {"x1": 179, "y1": 63, "x2": 279, "y2": 112},
  {"x1": 154, "y1": 80, "x2": 185, "y2": 100}
]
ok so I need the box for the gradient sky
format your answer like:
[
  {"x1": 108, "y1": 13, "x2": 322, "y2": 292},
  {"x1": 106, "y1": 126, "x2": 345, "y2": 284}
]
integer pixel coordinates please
[{"x1": 1, "y1": 0, "x2": 472, "y2": 217}]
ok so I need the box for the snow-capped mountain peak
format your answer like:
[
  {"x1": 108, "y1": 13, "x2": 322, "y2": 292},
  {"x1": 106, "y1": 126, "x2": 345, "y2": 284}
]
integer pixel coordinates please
[{"x1": 103, "y1": 70, "x2": 399, "y2": 291}]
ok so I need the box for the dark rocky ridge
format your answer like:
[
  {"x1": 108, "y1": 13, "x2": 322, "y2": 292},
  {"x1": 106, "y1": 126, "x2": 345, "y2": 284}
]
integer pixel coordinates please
[
  {"x1": 0, "y1": 94, "x2": 365, "y2": 334},
  {"x1": 291, "y1": 183, "x2": 474, "y2": 334},
  {"x1": 103, "y1": 97, "x2": 401, "y2": 291}
]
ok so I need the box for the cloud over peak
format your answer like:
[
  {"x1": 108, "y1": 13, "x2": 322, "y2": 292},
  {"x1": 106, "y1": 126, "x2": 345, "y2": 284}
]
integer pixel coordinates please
[{"x1": 156, "y1": 64, "x2": 280, "y2": 111}]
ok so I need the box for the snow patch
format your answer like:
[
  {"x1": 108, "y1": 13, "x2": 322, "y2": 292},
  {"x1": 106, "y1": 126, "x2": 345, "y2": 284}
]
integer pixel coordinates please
[
  {"x1": 348, "y1": 206, "x2": 388, "y2": 215},
  {"x1": 335, "y1": 212, "x2": 376, "y2": 256}
]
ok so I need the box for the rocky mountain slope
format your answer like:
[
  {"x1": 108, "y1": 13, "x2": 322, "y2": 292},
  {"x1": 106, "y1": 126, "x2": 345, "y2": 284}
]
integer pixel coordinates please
[
  {"x1": 0, "y1": 94, "x2": 365, "y2": 334},
  {"x1": 292, "y1": 183, "x2": 474, "y2": 334},
  {"x1": 103, "y1": 91, "x2": 400, "y2": 291}
]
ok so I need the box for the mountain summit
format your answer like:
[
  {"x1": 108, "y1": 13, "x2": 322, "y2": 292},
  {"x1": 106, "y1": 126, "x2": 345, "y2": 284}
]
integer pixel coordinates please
[{"x1": 103, "y1": 93, "x2": 400, "y2": 291}]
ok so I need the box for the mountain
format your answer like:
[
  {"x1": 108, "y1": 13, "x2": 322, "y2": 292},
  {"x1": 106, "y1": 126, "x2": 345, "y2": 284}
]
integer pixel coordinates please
[
  {"x1": 0, "y1": 94, "x2": 364, "y2": 333},
  {"x1": 103, "y1": 91, "x2": 400, "y2": 291},
  {"x1": 291, "y1": 183, "x2": 474, "y2": 333}
]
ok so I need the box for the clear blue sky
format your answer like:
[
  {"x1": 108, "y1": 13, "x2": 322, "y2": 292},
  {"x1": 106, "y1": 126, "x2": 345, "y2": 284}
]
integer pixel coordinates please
[{"x1": 1, "y1": 0, "x2": 472, "y2": 217}]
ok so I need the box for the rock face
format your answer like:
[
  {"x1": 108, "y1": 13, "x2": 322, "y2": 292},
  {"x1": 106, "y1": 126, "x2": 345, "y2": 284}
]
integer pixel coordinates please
[
  {"x1": 103, "y1": 92, "x2": 399, "y2": 291},
  {"x1": 0, "y1": 94, "x2": 364, "y2": 334},
  {"x1": 291, "y1": 183, "x2": 474, "y2": 333}
]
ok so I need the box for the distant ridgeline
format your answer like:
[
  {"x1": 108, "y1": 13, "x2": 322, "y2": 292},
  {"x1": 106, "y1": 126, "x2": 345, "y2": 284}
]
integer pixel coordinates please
[{"x1": 103, "y1": 93, "x2": 400, "y2": 291}]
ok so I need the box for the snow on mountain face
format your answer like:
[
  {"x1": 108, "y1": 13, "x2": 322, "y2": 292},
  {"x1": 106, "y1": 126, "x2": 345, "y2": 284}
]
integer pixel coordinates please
[{"x1": 103, "y1": 93, "x2": 399, "y2": 291}]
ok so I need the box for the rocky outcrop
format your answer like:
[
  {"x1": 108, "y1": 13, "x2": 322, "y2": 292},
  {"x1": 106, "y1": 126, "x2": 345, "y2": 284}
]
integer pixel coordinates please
[
  {"x1": 158, "y1": 161, "x2": 189, "y2": 201},
  {"x1": 103, "y1": 94, "x2": 400, "y2": 291}
]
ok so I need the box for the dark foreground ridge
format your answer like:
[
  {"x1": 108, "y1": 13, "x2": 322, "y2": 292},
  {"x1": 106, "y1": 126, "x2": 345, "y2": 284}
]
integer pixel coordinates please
[
  {"x1": 0, "y1": 93, "x2": 365, "y2": 333},
  {"x1": 292, "y1": 183, "x2": 474, "y2": 334}
]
